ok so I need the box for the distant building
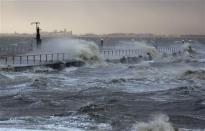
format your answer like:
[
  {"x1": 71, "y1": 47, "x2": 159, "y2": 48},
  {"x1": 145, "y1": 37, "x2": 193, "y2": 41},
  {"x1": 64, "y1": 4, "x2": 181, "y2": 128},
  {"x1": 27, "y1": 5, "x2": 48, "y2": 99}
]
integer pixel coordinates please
[{"x1": 41, "y1": 29, "x2": 72, "y2": 37}]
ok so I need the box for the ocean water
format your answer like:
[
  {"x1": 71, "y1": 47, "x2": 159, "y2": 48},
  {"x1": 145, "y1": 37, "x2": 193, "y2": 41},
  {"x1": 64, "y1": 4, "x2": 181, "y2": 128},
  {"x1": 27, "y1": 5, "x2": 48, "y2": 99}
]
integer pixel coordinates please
[{"x1": 0, "y1": 37, "x2": 205, "y2": 131}]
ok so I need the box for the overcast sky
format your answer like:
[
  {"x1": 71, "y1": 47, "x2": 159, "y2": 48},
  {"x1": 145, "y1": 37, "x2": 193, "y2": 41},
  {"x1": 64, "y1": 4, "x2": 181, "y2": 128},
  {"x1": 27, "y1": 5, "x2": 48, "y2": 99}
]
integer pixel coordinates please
[{"x1": 0, "y1": 0, "x2": 204, "y2": 35}]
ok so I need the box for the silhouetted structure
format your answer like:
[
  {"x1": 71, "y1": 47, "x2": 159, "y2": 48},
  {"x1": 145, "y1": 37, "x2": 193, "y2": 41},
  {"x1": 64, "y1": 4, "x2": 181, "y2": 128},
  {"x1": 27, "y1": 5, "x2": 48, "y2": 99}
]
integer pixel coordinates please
[
  {"x1": 31, "y1": 22, "x2": 41, "y2": 46},
  {"x1": 100, "y1": 39, "x2": 104, "y2": 47}
]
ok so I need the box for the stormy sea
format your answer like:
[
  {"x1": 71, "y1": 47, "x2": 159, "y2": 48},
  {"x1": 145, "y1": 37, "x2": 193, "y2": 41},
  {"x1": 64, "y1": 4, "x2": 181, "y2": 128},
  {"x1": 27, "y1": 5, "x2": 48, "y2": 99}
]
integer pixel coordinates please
[{"x1": 0, "y1": 36, "x2": 205, "y2": 131}]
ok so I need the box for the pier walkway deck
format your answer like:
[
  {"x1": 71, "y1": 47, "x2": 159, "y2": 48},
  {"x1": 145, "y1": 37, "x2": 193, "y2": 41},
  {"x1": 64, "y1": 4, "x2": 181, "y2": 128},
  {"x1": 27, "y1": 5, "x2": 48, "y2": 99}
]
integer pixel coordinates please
[
  {"x1": 0, "y1": 53, "x2": 85, "y2": 71},
  {"x1": 0, "y1": 47, "x2": 185, "y2": 70}
]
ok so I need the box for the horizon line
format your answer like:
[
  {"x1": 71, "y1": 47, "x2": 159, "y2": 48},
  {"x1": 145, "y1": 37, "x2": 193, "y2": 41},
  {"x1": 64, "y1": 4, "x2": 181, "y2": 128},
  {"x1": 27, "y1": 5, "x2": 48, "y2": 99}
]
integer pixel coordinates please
[{"x1": 1, "y1": 32, "x2": 205, "y2": 36}]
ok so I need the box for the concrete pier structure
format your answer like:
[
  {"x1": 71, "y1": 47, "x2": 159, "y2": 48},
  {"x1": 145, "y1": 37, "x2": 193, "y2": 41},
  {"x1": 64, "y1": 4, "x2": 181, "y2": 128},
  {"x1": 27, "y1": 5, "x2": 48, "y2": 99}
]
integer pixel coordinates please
[{"x1": 0, "y1": 53, "x2": 85, "y2": 71}]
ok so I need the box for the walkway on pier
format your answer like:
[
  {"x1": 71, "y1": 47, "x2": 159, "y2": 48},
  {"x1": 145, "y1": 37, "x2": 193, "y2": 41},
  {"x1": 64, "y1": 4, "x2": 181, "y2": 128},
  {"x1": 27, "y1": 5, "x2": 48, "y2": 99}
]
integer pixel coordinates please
[
  {"x1": 0, "y1": 53, "x2": 72, "y2": 68},
  {"x1": 0, "y1": 47, "x2": 186, "y2": 69},
  {"x1": 99, "y1": 47, "x2": 184, "y2": 59}
]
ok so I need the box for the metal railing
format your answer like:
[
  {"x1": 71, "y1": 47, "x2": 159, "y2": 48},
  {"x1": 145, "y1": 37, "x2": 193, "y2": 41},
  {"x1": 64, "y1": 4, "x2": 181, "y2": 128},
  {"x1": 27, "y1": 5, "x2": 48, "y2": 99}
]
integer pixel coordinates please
[
  {"x1": 0, "y1": 53, "x2": 66, "y2": 66},
  {"x1": 0, "y1": 47, "x2": 189, "y2": 67},
  {"x1": 99, "y1": 47, "x2": 184, "y2": 59}
]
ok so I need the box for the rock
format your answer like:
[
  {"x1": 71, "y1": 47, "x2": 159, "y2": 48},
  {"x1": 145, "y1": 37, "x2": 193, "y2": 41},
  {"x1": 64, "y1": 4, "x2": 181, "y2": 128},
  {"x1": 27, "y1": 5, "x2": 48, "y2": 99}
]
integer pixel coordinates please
[
  {"x1": 79, "y1": 104, "x2": 104, "y2": 113},
  {"x1": 31, "y1": 77, "x2": 48, "y2": 88}
]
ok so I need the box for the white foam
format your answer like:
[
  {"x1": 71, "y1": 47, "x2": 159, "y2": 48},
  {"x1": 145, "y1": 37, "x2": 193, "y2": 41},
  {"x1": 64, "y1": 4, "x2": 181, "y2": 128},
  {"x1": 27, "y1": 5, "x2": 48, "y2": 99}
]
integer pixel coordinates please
[
  {"x1": 132, "y1": 114, "x2": 175, "y2": 131},
  {"x1": 31, "y1": 38, "x2": 101, "y2": 63},
  {"x1": 119, "y1": 40, "x2": 158, "y2": 58},
  {"x1": 0, "y1": 127, "x2": 83, "y2": 131},
  {"x1": 0, "y1": 128, "x2": 41, "y2": 131},
  {"x1": 179, "y1": 129, "x2": 205, "y2": 131}
]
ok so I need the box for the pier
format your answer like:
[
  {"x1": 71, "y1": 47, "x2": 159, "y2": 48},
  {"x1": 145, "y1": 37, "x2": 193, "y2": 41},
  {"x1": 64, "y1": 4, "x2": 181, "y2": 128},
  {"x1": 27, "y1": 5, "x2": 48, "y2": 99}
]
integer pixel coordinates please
[
  {"x1": 0, "y1": 46, "x2": 186, "y2": 71},
  {"x1": 0, "y1": 53, "x2": 85, "y2": 71},
  {"x1": 0, "y1": 22, "x2": 191, "y2": 71},
  {"x1": 99, "y1": 47, "x2": 184, "y2": 59}
]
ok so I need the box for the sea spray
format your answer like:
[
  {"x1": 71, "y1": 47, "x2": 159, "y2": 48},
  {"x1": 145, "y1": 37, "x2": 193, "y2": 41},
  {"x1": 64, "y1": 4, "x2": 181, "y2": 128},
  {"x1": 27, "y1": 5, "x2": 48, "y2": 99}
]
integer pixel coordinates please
[
  {"x1": 33, "y1": 38, "x2": 101, "y2": 63},
  {"x1": 78, "y1": 42, "x2": 101, "y2": 62},
  {"x1": 132, "y1": 114, "x2": 176, "y2": 131},
  {"x1": 181, "y1": 43, "x2": 197, "y2": 58},
  {"x1": 119, "y1": 41, "x2": 158, "y2": 58}
]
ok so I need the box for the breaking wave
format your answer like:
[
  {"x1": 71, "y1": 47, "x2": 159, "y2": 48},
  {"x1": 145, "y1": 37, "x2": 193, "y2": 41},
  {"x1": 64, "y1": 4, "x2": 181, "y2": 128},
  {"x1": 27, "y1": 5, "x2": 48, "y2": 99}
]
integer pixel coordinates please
[
  {"x1": 182, "y1": 43, "x2": 196, "y2": 54},
  {"x1": 77, "y1": 42, "x2": 101, "y2": 62},
  {"x1": 181, "y1": 69, "x2": 205, "y2": 80},
  {"x1": 34, "y1": 38, "x2": 101, "y2": 63},
  {"x1": 132, "y1": 114, "x2": 176, "y2": 131},
  {"x1": 119, "y1": 41, "x2": 158, "y2": 58},
  {"x1": 179, "y1": 43, "x2": 197, "y2": 58},
  {"x1": 117, "y1": 40, "x2": 198, "y2": 63}
]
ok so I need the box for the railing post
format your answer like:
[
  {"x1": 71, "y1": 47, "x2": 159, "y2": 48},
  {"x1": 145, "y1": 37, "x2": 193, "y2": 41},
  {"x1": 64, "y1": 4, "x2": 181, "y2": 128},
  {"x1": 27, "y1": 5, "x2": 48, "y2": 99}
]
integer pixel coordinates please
[
  {"x1": 52, "y1": 54, "x2": 54, "y2": 62},
  {"x1": 33, "y1": 55, "x2": 35, "y2": 64},
  {"x1": 46, "y1": 54, "x2": 48, "y2": 62},
  {"x1": 57, "y1": 53, "x2": 59, "y2": 60},
  {"x1": 5, "y1": 56, "x2": 7, "y2": 65},
  {"x1": 13, "y1": 56, "x2": 15, "y2": 65},
  {"x1": 27, "y1": 56, "x2": 29, "y2": 64},
  {"x1": 40, "y1": 54, "x2": 42, "y2": 63},
  {"x1": 63, "y1": 53, "x2": 65, "y2": 61},
  {"x1": 20, "y1": 56, "x2": 22, "y2": 65}
]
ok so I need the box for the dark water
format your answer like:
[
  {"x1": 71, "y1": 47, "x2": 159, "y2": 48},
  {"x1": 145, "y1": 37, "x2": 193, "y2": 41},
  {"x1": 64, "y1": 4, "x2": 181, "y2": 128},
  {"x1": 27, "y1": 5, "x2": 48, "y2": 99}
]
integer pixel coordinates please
[{"x1": 0, "y1": 37, "x2": 205, "y2": 131}]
